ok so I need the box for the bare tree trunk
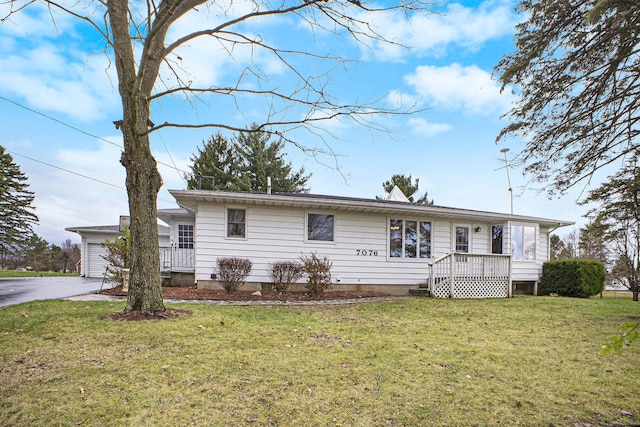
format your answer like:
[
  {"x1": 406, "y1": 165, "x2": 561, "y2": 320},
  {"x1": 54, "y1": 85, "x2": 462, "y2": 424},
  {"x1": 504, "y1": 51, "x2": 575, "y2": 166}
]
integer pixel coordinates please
[{"x1": 108, "y1": 0, "x2": 166, "y2": 314}]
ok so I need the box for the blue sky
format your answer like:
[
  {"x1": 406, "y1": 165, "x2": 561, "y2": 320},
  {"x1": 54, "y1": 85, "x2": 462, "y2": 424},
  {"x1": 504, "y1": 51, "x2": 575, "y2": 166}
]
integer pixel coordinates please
[{"x1": 0, "y1": 0, "x2": 597, "y2": 244}]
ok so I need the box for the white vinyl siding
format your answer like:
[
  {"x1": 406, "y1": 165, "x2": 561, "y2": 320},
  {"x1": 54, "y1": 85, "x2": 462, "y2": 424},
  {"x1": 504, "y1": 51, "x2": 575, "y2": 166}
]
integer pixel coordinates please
[
  {"x1": 191, "y1": 203, "x2": 555, "y2": 288},
  {"x1": 195, "y1": 205, "x2": 443, "y2": 286}
]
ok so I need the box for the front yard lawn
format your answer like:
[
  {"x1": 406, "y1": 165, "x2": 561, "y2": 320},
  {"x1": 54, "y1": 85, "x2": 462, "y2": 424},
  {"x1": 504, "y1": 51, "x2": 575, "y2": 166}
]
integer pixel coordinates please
[{"x1": 0, "y1": 296, "x2": 638, "y2": 425}]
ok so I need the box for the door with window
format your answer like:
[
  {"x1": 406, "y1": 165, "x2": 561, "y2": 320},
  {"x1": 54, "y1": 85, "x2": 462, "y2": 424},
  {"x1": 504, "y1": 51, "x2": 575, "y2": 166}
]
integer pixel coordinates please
[
  {"x1": 173, "y1": 223, "x2": 195, "y2": 271},
  {"x1": 453, "y1": 224, "x2": 470, "y2": 264}
]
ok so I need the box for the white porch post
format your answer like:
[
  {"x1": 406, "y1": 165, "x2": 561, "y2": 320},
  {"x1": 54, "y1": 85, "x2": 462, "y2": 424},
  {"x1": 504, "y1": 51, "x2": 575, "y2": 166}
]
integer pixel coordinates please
[{"x1": 507, "y1": 256, "x2": 512, "y2": 298}]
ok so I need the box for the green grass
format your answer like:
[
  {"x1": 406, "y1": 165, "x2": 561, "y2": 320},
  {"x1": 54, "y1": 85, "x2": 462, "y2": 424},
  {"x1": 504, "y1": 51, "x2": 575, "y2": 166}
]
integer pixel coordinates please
[
  {"x1": 0, "y1": 296, "x2": 639, "y2": 426},
  {"x1": 0, "y1": 270, "x2": 79, "y2": 278}
]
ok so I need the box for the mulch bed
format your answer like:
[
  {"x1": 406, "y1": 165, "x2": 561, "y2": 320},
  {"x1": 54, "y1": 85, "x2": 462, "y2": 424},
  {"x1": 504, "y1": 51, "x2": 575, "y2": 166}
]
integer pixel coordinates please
[
  {"x1": 99, "y1": 286, "x2": 390, "y2": 321},
  {"x1": 100, "y1": 286, "x2": 387, "y2": 302}
]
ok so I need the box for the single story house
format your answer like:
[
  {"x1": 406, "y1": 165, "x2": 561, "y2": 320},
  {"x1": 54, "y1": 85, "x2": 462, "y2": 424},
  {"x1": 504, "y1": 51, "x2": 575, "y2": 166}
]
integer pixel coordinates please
[
  {"x1": 161, "y1": 187, "x2": 573, "y2": 298},
  {"x1": 66, "y1": 216, "x2": 170, "y2": 279}
]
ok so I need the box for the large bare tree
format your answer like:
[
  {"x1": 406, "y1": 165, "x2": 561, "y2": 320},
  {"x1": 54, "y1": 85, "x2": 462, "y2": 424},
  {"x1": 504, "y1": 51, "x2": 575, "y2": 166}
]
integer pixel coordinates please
[{"x1": 3, "y1": 0, "x2": 431, "y2": 314}]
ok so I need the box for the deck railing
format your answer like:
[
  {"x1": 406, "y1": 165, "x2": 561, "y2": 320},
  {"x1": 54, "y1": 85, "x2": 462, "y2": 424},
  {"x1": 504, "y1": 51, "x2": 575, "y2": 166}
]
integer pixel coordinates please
[
  {"x1": 160, "y1": 247, "x2": 195, "y2": 273},
  {"x1": 428, "y1": 253, "x2": 511, "y2": 298}
]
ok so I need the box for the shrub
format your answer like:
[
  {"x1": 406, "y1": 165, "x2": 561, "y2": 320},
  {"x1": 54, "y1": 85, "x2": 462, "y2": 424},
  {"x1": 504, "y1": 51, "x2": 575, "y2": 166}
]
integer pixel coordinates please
[
  {"x1": 101, "y1": 227, "x2": 130, "y2": 287},
  {"x1": 268, "y1": 261, "x2": 304, "y2": 294},
  {"x1": 300, "y1": 252, "x2": 333, "y2": 296},
  {"x1": 539, "y1": 259, "x2": 605, "y2": 298},
  {"x1": 215, "y1": 257, "x2": 252, "y2": 294}
]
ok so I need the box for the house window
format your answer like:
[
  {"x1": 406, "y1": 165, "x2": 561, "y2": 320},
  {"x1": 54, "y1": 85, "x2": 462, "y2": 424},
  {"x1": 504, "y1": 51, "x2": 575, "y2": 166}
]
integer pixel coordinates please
[
  {"x1": 455, "y1": 226, "x2": 469, "y2": 253},
  {"x1": 389, "y1": 219, "x2": 431, "y2": 258},
  {"x1": 491, "y1": 225, "x2": 503, "y2": 254},
  {"x1": 227, "y1": 208, "x2": 246, "y2": 238},
  {"x1": 512, "y1": 225, "x2": 536, "y2": 261},
  {"x1": 178, "y1": 224, "x2": 194, "y2": 249},
  {"x1": 307, "y1": 213, "x2": 334, "y2": 242}
]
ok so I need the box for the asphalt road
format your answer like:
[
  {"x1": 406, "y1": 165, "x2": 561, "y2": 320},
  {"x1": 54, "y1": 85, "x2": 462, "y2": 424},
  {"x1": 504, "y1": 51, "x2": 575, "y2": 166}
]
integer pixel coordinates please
[{"x1": 0, "y1": 276, "x2": 105, "y2": 308}]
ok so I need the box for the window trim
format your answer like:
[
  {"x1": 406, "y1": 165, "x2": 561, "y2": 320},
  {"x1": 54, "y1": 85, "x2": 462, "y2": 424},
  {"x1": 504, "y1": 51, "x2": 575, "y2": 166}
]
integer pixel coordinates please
[
  {"x1": 305, "y1": 212, "x2": 335, "y2": 243},
  {"x1": 388, "y1": 217, "x2": 432, "y2": 260},
  {"x1": 225, "y1": 207, "x2": 247, "y2": 240}
]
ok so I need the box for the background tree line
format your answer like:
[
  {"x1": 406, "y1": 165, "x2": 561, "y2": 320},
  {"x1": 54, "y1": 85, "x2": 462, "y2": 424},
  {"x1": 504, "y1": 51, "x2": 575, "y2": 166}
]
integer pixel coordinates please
[
  {"x1": 550, "y1": 163, "x2": 640, "y2": 302},
  {"x1": 0, "y1": 145, "x2": 80, "y2": 272}
]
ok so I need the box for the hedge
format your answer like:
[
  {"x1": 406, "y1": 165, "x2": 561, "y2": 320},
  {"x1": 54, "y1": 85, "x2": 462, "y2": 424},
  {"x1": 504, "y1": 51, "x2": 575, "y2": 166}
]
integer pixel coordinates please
[{"x1": 539, "y1": 259, "x2": 605, "y2": 297}]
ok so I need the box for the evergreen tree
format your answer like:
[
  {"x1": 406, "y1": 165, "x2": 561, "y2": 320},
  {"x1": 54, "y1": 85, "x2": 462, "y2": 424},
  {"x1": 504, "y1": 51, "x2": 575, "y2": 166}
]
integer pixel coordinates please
[
  {"x1": 379, "y1": 174, "x2": 434, "y2": 205},
  {"x1": 578, "y1": 217, "x2": 609, "y2": 264},
  {"x1": 549, "y1": 234, "x2": 565, "y2": 261},
  {"x1": 186, "y1": 133, "x2": 242, "y2": 191},
  {"x1": 235, "y1": 125, "x2": 311, "y2": 193},
  {"x1": 0, "y1": 146, "x2": 38, "y2": 268},
  {"x1": 22, "y1": 233, "x2": 49, "y2": 271},
  {"x1": 582, "y1": 162, "x2": 640, "y2": 301},
  {"x1": 496, "y1": 0, "x2": 640, "y2": 195}
]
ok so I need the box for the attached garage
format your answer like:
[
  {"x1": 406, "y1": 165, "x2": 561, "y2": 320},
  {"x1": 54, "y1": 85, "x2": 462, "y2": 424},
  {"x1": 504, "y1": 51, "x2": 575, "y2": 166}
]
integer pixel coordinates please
[
  {"x1": 66, "y1": 217, "x2": 170, "y2": 278},
  {"x1": 87, "y1": 243, "x2": 109, "y2": 278}
]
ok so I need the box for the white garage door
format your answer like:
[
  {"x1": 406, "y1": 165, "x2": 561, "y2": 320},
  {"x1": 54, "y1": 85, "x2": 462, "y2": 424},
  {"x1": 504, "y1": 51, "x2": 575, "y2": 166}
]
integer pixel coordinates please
[{"x1": 87, "y1": 243, "x2": 109, "y2": 278}]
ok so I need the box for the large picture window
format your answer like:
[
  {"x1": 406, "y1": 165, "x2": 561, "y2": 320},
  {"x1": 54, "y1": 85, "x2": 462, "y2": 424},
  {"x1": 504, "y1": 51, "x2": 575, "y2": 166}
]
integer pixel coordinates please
[
  {"x1": 389, "y1": 219, "x2": 431, "y2": 259},
  {"x1": 227, "y1": 208, "x2": 246, "y2": 238},
  {"x1": 307, "y1": 213, "x2": 334, "y2": 242},
  {"x1": 178, "y1": 224, "x2": 194, "y2": 249},
  {"x1": 511, "y1": 225, "x2": 536, "y2": 261}
]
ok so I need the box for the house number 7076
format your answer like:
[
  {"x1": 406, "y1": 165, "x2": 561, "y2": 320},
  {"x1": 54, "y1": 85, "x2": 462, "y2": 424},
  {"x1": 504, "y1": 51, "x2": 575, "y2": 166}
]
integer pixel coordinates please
[{"x1": 356, "y1": 249, "x2": 378, "y2": 256}]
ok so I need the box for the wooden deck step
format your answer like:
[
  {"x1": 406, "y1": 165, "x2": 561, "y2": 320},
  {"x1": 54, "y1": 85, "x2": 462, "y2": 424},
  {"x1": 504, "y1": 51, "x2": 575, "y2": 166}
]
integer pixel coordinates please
[{"x1": 409, "y1": 288, "x2": 431, "y2": 297}]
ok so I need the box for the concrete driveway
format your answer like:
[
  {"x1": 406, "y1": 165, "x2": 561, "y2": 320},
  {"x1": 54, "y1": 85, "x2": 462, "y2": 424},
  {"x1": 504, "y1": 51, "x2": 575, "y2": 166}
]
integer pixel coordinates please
[{"x1": 0, "y1": 276, "x2": 105, "y2": 308}]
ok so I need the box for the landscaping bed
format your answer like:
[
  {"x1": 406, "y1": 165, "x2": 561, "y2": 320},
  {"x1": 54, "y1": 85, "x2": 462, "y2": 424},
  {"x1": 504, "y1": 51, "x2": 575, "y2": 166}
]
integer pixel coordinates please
[{"x1": 100, "y1": 285, "x2": 388, "y2": 301}]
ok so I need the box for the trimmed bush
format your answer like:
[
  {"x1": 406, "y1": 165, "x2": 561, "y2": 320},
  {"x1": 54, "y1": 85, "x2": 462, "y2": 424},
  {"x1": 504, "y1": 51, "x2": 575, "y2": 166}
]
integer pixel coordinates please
[
  {"x1": 300, "y1": 252, "x2": 333, "y2": 296},
  {"x1": 539, "y1": 259, "x2": 605, "y2": 298},
  {"x1": 215, "y1": 257, "x2": 252, "y2": 294},
  {"x1": 268, "y1": 261, "x2": 304, "y2": 294}
]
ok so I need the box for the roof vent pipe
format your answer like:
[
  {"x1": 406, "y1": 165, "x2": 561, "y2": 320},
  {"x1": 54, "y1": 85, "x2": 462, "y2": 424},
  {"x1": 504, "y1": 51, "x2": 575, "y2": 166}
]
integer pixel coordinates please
[{"x1": 267, "y1": 176, "x2": 272, "y2": 195}]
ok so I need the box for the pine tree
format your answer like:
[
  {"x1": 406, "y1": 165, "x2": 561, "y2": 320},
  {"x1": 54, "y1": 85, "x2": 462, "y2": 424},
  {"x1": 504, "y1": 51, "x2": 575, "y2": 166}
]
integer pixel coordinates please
[
  {"x1": 235, "y1": 125, "x2": 311, "y2": 193},
  {"x1": 582, "y1": 162, "x2": 640, "y2": 301},
  {"x1": 0, "y1": 146, "x2": 38, "y2": 268},
  {"x1": 186, "y1": 133, "x2": 242, "y2": 191}
]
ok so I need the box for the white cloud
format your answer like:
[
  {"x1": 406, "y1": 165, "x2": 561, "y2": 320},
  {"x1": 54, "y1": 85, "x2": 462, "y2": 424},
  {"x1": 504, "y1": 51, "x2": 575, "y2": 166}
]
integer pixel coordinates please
[
  {"x1": 0, "y1": 42, "x2": 118, "y2": 121},
  {"x1": 403, "y1": 63, "x2": 513, "y2": 116},
  {"x1": 355, "y1": 1, "x2": 517, "y2": 61},
  {"x1": 23, "y1": 139, "x2": 127, "y2": 244},
  {"x1": 407, "y1": 118, "x2": 452, "y2": 138}
]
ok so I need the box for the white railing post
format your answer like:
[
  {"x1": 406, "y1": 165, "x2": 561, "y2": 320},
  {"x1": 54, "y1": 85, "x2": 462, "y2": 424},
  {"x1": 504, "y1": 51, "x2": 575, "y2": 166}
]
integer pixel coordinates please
[
  {"x1": 507, "y1": 255, "x2": 513, "y2": 297},
  {"x1": 428, "y1": 263, "x2": 433, "y2": 296},
  {"x1": 449, "y1": 253, "x2": 455, "y2": 298}
]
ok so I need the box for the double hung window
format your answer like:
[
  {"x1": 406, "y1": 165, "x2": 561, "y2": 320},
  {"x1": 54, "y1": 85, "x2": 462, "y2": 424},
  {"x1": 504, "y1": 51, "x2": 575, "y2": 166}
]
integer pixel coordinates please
[{"x1": 227, "y1": 208, "x2": 246, "y2": 238}]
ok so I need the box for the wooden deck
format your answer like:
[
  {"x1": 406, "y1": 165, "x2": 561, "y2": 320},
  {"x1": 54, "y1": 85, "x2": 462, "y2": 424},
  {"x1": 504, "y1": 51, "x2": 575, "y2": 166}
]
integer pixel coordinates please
[{"x1": 411, "y1": 253, "x2": 511, "y2": 299}]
